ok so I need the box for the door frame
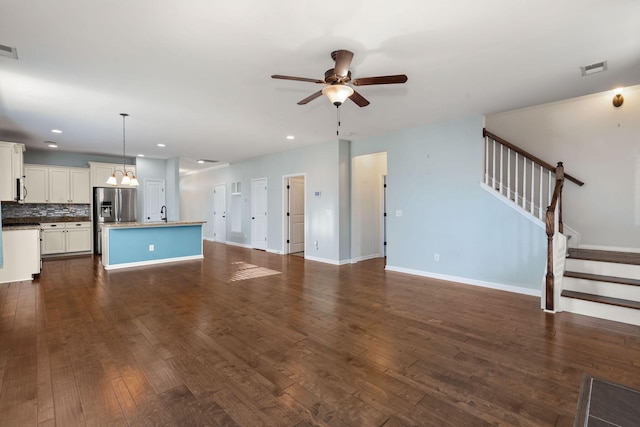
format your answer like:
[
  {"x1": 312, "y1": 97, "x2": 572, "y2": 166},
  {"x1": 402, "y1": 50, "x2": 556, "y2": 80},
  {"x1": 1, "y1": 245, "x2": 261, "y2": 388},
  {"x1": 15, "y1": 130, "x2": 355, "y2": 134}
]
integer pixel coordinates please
[{"x1": 282, "y1": 173, "x2": 306, "y2": 255}]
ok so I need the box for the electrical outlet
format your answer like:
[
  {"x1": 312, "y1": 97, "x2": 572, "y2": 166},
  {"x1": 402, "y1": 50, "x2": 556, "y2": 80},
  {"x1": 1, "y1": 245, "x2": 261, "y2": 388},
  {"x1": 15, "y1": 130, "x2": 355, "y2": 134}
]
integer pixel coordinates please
[
  {"x1": 434, "y1": 253, "x2": 440, "y2": 262},
  {"x1": 149, "y1": 244, "x2": 155, "y2": 252}
]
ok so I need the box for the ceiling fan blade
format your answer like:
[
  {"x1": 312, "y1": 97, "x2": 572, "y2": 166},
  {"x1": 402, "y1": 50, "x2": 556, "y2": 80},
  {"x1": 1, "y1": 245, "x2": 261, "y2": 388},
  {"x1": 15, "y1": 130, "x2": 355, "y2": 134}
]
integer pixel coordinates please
[
  {"x1": 333, "y1": 50, "x2": 354, "y2": 77},
  {"x1": 271, "y1": 75, "x2": 325, "y2": 84},
  {"x1": 297, "y1": 90, "x2": 323, "y2": 105},
  {"x1": 349, "y1": 90, "x2": 370, "y2": 107},
  {"x1": 352, "y1": 74, "x2": 408, "y2": 86}
]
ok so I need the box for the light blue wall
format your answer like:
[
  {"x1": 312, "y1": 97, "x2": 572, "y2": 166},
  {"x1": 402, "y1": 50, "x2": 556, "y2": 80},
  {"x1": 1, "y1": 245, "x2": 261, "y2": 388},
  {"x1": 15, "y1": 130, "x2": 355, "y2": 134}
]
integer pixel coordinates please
[
  {"x1": 24, "y1": 149, "x2": 132, "y2": 167},
  {"x1": 352, "y1": 115, "x2": 546, "y2": 290},
  {"x1": 135, "y1": 157, "x2": 180, "y2": 222},
  {"x1": 108, "y1": 225, "x2": 202, "y2": 265},
  {"x1": 180, "y1": 140, "x2": 342, "y2": 261},
  {"x1": 179, "y1": 115, "x2": 545, "y2": 290},
  {"x1": 165, "y1": 158, "x2": 180, "y2": 221}
]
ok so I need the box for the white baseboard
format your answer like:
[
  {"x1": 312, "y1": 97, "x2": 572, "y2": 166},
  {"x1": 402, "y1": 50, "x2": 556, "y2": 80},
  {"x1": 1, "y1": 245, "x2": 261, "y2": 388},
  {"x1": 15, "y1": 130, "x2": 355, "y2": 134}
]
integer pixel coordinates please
[
  {"x1": 266, "y1": 249, "x2": 282, "y2": 255},
  {"x1": 385, "y1": 264, "x2": 541, "y2": 297},
  {"x1": 224, "y1": 241, "x2": 251, "y2": 249},
  {"x1": 303, "y1": 255, "x2": 350, "y2": 266},
  {"x1": 350, "y1": 254, "x2": 382, "y2": 264},
  {"x1": 578, "y1": 244, "x2": 640, "y2": 254},
  {"x1": 103, "y1": 255, "x2": 204, "y2": 270}
]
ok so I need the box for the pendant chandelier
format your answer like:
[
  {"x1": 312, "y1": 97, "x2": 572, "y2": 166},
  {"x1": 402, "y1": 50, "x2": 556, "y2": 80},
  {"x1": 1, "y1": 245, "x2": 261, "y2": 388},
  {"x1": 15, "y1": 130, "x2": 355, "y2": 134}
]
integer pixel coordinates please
[{"x1": 106, "y1": 113, "x2": 139, "y2": 186}]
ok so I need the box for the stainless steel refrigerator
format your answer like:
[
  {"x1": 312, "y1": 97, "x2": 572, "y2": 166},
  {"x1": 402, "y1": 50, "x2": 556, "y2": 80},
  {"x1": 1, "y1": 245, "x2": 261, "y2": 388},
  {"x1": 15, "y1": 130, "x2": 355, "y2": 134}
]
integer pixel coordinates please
[{"x1": 93, "y1": 187, "x2": 137, "y2": 253}]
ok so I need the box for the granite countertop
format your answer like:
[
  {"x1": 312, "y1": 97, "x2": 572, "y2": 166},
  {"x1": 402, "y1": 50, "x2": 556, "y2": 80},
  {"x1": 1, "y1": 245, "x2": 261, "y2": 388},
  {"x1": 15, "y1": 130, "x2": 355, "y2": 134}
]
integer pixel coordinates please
[
  {"x1": 1, "y1": 224, "x2": 42, "y2": 231},
  {"x1": 2, "y1": 216, "x2": 91, "y2": 227},
  {"x1": 102, "y1": 221, "x2": 205, "y2": 228}
]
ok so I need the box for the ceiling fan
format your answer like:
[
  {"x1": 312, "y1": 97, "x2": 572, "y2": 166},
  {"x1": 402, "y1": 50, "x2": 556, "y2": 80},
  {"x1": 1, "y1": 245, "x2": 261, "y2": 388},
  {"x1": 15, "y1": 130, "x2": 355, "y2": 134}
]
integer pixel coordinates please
[{"x1": 271, "y1": 49, "x2": 408, "y2": 108}]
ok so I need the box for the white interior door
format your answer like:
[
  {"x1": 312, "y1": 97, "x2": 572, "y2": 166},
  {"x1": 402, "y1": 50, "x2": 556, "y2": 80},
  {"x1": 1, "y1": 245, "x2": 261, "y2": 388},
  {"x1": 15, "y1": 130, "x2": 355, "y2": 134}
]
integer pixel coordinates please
[
  {"x1": 144, "y1": 179, "x2": 165, "y2": 222},
  {"x1": 213, "y1": 184, "x2": 226, "y2": 242},
  {"x1": 251, "y1": 178, "x2": 267, "y2": 250},
  {"x1": 289, "y1": 176, "x2": 305, "y2": 253}
]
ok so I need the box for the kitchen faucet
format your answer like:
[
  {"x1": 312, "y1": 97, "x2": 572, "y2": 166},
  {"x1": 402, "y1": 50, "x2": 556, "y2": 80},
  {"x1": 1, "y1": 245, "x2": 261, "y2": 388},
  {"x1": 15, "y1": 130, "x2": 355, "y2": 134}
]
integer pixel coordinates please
[{"x1": 160, "y1": 205, "x2": 167, "y2": 222}]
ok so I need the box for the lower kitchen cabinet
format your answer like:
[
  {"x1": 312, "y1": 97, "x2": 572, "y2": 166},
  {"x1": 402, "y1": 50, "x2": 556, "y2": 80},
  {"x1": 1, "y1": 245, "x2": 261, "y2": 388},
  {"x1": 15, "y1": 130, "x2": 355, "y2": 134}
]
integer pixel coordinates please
[{"x1": 41, "y1": 222, "x2": 92, "y2": 255}]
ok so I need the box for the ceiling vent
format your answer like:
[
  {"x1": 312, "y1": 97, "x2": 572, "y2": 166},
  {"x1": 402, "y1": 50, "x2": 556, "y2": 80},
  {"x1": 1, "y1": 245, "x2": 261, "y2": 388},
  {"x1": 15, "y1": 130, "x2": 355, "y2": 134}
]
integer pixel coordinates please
[
  {"x1": 580, "y1": 61, "x2": 607, "y2": 76},
  {"x1": 0, "y1": 44, "x2": 18, "y2": 60}
]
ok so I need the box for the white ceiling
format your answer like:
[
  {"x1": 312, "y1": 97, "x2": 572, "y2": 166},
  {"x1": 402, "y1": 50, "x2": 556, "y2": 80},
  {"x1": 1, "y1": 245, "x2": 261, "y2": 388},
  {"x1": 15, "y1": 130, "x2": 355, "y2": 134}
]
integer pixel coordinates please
[{"x1": 1, "y1": 0, "x2": 639, "y2": 173}]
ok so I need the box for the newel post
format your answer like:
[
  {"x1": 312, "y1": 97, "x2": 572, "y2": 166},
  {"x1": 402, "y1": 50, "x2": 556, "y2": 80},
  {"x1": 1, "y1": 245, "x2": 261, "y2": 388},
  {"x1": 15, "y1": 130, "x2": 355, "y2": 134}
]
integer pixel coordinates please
[
  {"x1": 545, "y1": 206, "x2": 555, "y2": 311},
  {"x1": 556, "y1": 162, "x2": 564, "y2": 234}
]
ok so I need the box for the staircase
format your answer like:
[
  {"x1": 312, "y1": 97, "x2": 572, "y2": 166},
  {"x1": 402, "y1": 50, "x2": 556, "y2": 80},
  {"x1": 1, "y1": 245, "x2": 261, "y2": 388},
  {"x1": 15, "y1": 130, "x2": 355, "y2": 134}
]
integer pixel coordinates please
[
  {"x1": 483, "y1": 129, "x2": 640, "y2": 326},
  {"x1": 561, "y1": 248, "x2": 640, "y2": 326}
]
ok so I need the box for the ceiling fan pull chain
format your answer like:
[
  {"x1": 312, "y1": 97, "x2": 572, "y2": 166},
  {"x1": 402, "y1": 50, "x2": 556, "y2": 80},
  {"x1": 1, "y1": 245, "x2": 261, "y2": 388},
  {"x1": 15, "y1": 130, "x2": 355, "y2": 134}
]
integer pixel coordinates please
[{"x1": 336, "y1": 106, "x2": 340, "y2": 136}]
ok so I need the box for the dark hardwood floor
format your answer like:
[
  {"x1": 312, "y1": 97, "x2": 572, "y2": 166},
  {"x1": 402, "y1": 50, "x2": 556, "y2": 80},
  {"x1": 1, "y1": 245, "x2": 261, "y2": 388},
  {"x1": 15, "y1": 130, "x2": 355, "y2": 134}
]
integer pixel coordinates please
[{"x1": 2, "y1": 241, "x2": 640, "y2": 426}]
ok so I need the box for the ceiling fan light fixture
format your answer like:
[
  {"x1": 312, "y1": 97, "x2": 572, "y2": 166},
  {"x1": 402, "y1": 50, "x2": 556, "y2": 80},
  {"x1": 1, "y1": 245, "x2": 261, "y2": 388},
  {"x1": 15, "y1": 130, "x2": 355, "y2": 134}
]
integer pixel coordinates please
[{"x1": 322, "y1": 84, "x2": 354, "y2": 106}]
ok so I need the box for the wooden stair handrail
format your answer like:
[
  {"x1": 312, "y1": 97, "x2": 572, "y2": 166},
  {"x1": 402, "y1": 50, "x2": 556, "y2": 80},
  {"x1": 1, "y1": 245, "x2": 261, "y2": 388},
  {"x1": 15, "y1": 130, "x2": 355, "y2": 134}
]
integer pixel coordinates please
[
  {"x1": 545, "y1": 162, "x2": 565, "y2": 311},
  {"x1": 483, "y1": 129, "x2": 584, "y2": 187}
]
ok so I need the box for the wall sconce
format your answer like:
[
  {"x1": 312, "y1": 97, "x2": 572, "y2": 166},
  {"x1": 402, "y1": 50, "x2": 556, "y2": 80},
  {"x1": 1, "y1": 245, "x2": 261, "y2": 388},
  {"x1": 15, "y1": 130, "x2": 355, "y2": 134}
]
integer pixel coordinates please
[{"x1": 613, "y1": 88, "x2": 624, "y2": 107}]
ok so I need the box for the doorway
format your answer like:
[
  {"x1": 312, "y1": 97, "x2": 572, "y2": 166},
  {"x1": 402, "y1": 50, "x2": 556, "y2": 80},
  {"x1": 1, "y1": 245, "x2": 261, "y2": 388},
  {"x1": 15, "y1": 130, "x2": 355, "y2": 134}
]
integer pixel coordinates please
[
  {"x1": 144, "y1": 179, "x2": 165, "y2": 222},
  {"x1": 251, "y1": 177, "x2": 268, "y2": 250},
  {"x1": 212, "y1": 183, "x2": 226, "y2": 243},
  {"x1": 283, "y1": 175, "x2": 305, "y2": 255},
  {"x1": 351, "y1": 152, "x2": 388, "y2": 263}
]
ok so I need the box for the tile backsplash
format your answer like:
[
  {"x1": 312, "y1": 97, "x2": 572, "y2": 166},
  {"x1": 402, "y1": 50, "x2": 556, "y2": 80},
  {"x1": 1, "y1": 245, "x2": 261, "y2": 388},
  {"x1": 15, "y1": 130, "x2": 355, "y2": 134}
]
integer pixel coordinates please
[{"x1": 1, "y1": 202, "x2": 90, "y2": 223}]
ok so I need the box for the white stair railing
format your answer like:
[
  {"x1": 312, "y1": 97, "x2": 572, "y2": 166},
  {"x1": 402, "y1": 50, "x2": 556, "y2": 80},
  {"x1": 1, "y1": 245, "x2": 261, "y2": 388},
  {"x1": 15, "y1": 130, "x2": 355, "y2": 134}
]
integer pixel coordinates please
[{"x1": 483, "y1": 129, "x2": 583, "y2": 222}]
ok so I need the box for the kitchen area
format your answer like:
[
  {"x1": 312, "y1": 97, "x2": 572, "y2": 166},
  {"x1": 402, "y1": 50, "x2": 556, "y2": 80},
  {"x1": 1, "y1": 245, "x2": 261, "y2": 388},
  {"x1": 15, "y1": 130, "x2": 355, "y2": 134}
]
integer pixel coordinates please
[{"x1": 1, "y1": 140, "x2": 200, "y2": 283}]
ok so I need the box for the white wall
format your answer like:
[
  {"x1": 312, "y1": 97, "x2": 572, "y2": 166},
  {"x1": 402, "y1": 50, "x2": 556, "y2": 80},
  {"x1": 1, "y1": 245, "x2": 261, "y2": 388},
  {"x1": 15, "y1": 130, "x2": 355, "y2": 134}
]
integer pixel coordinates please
[
  {"x1": 351, "y1": 152, "x2": 387, "y2": 262},
  {"x1": 486, "y1": 84, "x2": 640, "y2": 251}
]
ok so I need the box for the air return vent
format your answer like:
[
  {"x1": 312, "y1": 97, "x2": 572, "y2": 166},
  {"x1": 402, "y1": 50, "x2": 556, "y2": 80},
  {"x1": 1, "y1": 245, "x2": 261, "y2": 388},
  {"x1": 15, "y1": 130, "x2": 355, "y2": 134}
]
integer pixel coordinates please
[
  {"x1": 0, "y1": 44, "x2": 18, "y2": 60},
  {"x1": 580, "y1": 61, "x2": 607, "y2": 76}
]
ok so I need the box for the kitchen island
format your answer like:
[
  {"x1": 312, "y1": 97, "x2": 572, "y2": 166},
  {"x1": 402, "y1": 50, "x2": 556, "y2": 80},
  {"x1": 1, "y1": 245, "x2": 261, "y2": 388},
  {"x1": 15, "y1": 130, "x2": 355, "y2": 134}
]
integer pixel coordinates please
[{"x1": 101, "y1": 221, "x2": 205, "y2": 270}]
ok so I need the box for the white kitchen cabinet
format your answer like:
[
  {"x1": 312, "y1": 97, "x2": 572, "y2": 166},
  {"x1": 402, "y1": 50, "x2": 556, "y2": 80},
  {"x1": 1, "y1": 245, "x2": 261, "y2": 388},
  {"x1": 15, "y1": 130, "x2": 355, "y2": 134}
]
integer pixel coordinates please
[
  {"x1": 0, "y1": 227, "x2": 41, "y2": 283},
  {"x1": 48, "y1": 167, "x2": 70, "y2": 203},
  {"x1": 24, "y1": 165, "x2": 49, "y2": 203},
  {"x1": 0, "y1": 141, "x2": 25, "y2": 202},
  {"x1": 41, "y1": 222, "x2": 92, "y2": 255},
  {"x1": 24, "y1": 164, "x2": 90, "y2": 203},
  {"x1": 70, "y1": 169, "x2": 90, "y2": 203},
  {"x1": 89, "y1": 161, "x2": 136, "y2": 188}
]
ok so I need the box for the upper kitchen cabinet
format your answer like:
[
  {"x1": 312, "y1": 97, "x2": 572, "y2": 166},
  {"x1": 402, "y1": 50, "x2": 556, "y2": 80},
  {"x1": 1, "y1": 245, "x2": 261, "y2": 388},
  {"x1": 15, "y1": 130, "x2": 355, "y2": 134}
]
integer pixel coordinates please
[
  {"x1": 24, "y1": 164, "x2": 90, "y2": 204},
  {"x1": 0, "y1": 141, "x2": 25, "y2": 202},
  {"x1": 89, "y1": 162, "x2": 136, "y2": 188}
]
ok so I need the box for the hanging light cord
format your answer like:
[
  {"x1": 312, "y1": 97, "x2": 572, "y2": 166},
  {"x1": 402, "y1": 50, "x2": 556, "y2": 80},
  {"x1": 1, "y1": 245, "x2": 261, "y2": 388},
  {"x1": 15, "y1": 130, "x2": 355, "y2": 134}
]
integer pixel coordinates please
[
  {"x1": 121, "y1": 113, "x2": 129, "y2": 172},
  {"x1": 336, "y1": 106, "x2": 341, "y2": 136}
]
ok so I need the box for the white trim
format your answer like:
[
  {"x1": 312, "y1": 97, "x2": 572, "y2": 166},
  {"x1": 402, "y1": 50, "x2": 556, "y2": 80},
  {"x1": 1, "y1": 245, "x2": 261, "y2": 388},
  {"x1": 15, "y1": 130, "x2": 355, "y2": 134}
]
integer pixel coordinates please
[
  {"x1": 480, "y1": 182, "x2": 545, "y2": 229},
  {"x1": 384, "y1": 264, "x2": 541, "y2": 297},
  {"x1": 351, "y1": 254, "x2": 382, "y2": 264},
  {"x1": 303, "y1": 255, "x2": 350, "y2": 266},
  {"x1": 578, "y1": 244, "x2": 640, "y2": 254},
  {"x1": 103, "y1": 255, "x2": 204, "y2": 270},
  {"x1": 267, "y1": 248, "x2": 282, "y2": 254},
  {"x1": 203, "y1": 237, "x2": 215, "y2": 242},
  {"x1": 224, "y1": 240, "x2": 251, "y2": 249}
]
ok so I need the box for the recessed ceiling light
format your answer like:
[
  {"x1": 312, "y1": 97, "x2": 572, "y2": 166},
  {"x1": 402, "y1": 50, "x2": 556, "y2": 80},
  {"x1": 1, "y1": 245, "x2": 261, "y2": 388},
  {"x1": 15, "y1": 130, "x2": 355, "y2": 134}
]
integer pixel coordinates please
[
  {"x1": 197, "y1": 160, "x2": 205, "y2": 164},
  {"x1": 137, "y1": 154, "x2": 145, "y2": 157},
  {"x1": 44, "y1": 141, "x2": 58, "y2": 148},
  {"x1": 51, "y1": 129, "x2": 62, "y2": 134},
  {"x1": 286, "y1": 135, "x2": 295, "y2": 140},
  {"x1": 197, "y1": 159, "x2": 218, "y2": 164},
  {"x1": 157, "y1": 143, "x2": 166, "y2": 147}
]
